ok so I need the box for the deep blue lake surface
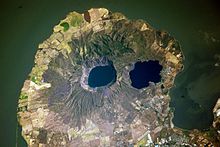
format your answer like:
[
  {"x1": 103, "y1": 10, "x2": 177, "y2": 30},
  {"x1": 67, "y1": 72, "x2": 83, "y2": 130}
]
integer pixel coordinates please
[
  {"x1": 129, "y1": 60, "x2": 163, "y2": 89},
  {"x1": 88, "y1": 65, "x2": 117, "y2": 88}
]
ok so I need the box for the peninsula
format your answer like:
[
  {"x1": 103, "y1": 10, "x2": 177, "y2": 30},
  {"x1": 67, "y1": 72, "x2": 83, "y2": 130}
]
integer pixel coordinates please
[{"x1": 17, "y1": 8, "x2": 220, "y2": 146}]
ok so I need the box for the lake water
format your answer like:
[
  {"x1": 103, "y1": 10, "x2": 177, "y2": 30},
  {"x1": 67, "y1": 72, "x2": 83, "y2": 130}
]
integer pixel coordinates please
[
  {"x1": 88, "y1": 65, "x2": 117, "y2": 88},
  {"x1": 0, "y1": 0, "x2": 220, "y2": 146},
  {"x1": 129, "y1": 60, "x2": 162, "y2": 89}
]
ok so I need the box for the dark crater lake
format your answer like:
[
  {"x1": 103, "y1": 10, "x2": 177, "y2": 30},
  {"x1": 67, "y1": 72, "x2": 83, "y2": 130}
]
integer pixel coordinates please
[
  {"x1": 129, "y1": 60, "x2": 163, "y2": 89},
  {"x1": 88, "y1": 65, "x2": 117, "y2": 88}
]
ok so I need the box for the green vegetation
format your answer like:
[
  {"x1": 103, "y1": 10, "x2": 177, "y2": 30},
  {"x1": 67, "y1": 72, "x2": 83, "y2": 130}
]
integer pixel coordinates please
[
  {"x1": 136, "y1": 136, "x2": 147, "y2": 147},
  {"x1": 30, "y1": 76, "x2": 37, "y2": 83},
  {"x1": 206, "y1": 127, "x2": 217, "y2": 138},
  {"x1": 182, "y1": 130, "x2": 190, "y2": 136},
  {"x1": 60, "y1": 22, "x2": 69, "y2": 32},
  {"x1": 19, "y1": 92, "x2": 28, "y2": 100},
  {"x1": 70, "y1": 13, "x2": 84, "y2": 27},
  {"x1": 29, "y1": 65, "x2": 47, "y2": 84},
  {"x1": 160, "y1": 129, "x2": 168, "y2": 138},
  {"x1": 30, "y1": 75, "x2": 41, "y2": 84}
]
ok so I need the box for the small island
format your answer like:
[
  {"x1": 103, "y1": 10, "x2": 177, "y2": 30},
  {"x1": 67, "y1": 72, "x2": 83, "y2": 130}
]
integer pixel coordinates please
[{"x1": 17, "y1": 8, "x2": 220, "y2": 146}]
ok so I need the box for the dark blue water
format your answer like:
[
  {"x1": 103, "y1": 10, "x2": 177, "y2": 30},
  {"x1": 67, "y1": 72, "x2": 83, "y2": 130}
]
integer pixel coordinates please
[
  {"x1": 129, "y1": 60, "x2": 163, "y2": 89},
  {"x1": 88, "y1": 65, "x2": 117, "y2": 88}
]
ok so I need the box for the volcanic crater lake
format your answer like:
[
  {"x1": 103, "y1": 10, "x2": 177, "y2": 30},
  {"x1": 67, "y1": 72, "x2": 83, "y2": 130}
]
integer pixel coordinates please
[
  {"x1": 129, "y1": 60, "x2": 163, "y2": 89},
  {"x1": 88, "y1": 65, "x2": 117, "y2": 88}
]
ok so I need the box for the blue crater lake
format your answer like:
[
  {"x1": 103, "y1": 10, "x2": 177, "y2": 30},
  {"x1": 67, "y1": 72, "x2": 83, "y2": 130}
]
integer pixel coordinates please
[
  {"x1": 129, "y1": 60, "x2": 163, "y2": 89},
  {"x1": 88, "y1": 65, "x2": 117, "y2": 88}
]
